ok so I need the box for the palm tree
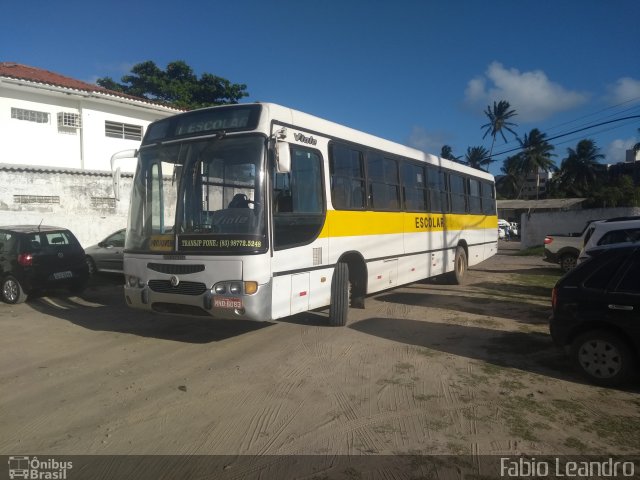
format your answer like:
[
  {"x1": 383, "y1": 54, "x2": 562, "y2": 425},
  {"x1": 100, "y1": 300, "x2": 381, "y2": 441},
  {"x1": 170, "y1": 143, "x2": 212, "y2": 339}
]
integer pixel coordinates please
[
  {"x1": 496, "y1": 155, "x2": 524, "y2": 198},
  {"x1": 558, "y1": 139, "x2": 604, "y2": 196},
  {"x1": 517, "y1": 128, "x2": 555, "y2": 200},
  {"x1": 440, "y1": 145, "x2": 462, "y2": 162},
  {"x1": 464, "y1": 146, "x2": 492, "y2": 171},
  {"x1": 481, "y1": 100, "x2": 518, "y2": 156}
]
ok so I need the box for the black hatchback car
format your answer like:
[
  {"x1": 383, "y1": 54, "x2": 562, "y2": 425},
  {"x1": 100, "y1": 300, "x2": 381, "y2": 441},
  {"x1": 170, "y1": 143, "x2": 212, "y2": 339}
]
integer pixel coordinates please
[
  {"x1": 0, "y1": 225, "x2": 89, "y2": 304},
  {"x1": 550, "y1": 243, "x2": 640, "y2": 386}
]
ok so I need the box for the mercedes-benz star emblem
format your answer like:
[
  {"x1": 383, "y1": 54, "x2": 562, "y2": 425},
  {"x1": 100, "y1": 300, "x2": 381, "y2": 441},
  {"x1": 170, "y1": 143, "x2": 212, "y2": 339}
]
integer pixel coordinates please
[{"x1": 170, "y1": 275, "x2": 180, "y2": 287}]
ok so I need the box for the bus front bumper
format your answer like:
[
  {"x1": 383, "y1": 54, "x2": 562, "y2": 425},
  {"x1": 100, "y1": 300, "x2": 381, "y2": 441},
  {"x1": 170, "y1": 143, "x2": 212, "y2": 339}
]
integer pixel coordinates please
[{"x1": 124, "y1": 280, "x2": 273, "y2": 321}]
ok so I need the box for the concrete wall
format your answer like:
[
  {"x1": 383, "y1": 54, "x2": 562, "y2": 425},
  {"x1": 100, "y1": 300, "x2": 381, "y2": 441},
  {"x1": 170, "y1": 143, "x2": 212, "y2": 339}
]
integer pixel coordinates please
[
  {"x1": 0, "y1": 167, "x2": 132, "y2": 247},
  {"x1": 520, "y1": 207, "x2": 640, "y2": 248}
]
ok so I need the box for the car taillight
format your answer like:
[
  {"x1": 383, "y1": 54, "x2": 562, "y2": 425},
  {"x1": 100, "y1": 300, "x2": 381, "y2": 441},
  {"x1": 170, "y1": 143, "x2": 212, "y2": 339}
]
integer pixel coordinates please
[
  {"x1": 18, "y1": 253, "x2": 33, "y2": 266},
  {"x1": 544, "y1": 236, "x2": 553, "y2": 245},
  {"x1": 551, "y1": 286, "x2": 558, "y2": 310}
]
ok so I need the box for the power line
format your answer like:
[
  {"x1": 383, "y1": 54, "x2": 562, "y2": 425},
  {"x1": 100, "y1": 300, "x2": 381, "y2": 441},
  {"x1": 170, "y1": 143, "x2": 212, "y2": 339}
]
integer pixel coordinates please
[
  {"x1": 484, "y1": 98, "x2": 640, "y2": 154},
  {"x1": 489, "y1": 115, "x2": 640, "y2": 159}
]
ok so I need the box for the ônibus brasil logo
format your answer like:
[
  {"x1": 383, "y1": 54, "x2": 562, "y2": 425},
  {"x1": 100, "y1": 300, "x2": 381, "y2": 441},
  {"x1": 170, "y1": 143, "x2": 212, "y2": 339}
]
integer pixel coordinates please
[{"x1": 8, "y1": 456, "x2": 73, "y2": 479}]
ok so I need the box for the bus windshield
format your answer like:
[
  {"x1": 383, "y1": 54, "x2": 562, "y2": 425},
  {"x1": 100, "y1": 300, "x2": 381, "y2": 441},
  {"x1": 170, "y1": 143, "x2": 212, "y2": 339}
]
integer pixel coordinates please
[{"x1": 126, "y1": 135, "x2": 267, "y2": 253}]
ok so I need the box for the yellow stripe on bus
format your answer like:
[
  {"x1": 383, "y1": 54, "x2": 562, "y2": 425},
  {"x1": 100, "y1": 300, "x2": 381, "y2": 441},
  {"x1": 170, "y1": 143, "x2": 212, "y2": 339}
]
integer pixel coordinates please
[{"x1": 319, "y1": 211, "x2": 497, "y2": 238}]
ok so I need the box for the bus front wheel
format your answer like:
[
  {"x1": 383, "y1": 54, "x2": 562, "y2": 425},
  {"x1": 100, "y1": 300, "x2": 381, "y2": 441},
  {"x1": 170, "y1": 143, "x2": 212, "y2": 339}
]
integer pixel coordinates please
[{"x1": 329, "y1": 262, "x2": 350, "y2": 327}]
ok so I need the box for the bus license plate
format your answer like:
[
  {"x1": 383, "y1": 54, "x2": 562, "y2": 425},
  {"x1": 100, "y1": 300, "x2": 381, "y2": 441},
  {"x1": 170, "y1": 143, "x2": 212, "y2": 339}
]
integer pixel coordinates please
[
  {"x1": 53, "y1": 271, "x2": 72, "y2": 280},
  {"x1": 213, "y1": 296, "x2": 243, "y2": 309}
]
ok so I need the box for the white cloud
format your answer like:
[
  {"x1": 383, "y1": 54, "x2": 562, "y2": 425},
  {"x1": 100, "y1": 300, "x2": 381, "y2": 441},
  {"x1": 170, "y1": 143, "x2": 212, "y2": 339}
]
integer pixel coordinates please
[
  {"x1": 605, "y1": 137, "x2": 638, "y2": 164},
  {"x1": 465, "y1": 62, "x2": 589, "y2": 122},
  {"x1": 407, "y1": 126, "x2": 450, "y2": 155},
  {"x1": 606, "y1": 77, "x2": 640, "y2": 105}
]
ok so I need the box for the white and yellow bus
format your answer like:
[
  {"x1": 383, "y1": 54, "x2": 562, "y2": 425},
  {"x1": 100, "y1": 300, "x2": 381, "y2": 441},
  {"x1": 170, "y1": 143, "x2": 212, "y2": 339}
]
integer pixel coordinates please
[{"x1": 118, "y1": 103, "x2": 497, "y2": 326}]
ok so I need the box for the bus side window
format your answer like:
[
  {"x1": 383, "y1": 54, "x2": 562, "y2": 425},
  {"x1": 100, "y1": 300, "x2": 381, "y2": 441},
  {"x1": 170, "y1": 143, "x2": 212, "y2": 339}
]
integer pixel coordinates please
[
  {"x1": 329, "y1": 143, "x2": 365, "y2": 210},
  {"x1": 401, "y1": 162, "x2": 427, "y2": 212},
  {"x1": 481, "y1": 181, "x2": 496, "y2": 214},
  {"x1": 468, "y1": 178, "x2": 482, "y2": 214},
  {"x1": 449, "y1": 173, "x2": 467, "y2": 213},
  {"x1": 427, "y1": 166, "x2": 447, "y2": 213}
]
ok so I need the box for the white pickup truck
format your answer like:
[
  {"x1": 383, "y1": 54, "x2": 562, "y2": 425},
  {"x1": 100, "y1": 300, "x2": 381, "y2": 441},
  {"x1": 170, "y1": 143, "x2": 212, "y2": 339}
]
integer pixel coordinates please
[{"x1": 543, "y1": 222, "x2": 594, "y2": 272}]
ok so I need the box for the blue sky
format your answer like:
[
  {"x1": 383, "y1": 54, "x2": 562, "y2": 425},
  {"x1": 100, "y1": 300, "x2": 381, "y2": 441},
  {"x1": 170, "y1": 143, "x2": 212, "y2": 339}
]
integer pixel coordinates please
[{"x1": 4, "y1": 0, "x2": 639, "y2": 175}]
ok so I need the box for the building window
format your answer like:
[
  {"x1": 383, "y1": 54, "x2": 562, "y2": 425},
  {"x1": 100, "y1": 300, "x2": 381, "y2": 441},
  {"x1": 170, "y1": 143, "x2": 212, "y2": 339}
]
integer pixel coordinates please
[
  {"x1": 14, "y1": 195, "x2": 60, "y2": 204},
  {"x1": 90, "y1": 197, "x2": 117, "y2": 209},
  {"x1": 11, "y1": 107, "x2": 49, "y2": 124},
  {"x1": 105, "y1": 121, "x2": 143, "y2": 140},
  {"x1": 57, "y1": 112, "x2": 81, "y2": 128}
]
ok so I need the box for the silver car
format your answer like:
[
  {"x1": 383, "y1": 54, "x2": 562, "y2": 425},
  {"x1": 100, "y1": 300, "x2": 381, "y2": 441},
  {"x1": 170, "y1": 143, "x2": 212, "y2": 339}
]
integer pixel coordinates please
[{"x1": 84, "y1": 229, "x2": 125, "y2": 274}]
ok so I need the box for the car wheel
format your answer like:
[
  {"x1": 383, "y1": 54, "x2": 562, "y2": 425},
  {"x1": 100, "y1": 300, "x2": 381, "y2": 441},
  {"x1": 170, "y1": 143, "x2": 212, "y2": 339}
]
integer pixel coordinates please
[
  {"x1": 1, "y1": 275, "x2": 28, "y2": 304},
  {"x1": 86, "y1": 256, "x2": 97, "y2": 276},
  {"x1": 570, "y1": 330, "x2": 635, "y2": 387},
  {"x1": 560, "y1": 253, "x2": 577, "y2": 272}
]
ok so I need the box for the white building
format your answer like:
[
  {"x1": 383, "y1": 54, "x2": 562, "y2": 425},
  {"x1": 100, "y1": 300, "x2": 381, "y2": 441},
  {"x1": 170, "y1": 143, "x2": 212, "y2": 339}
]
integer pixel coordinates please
[
  {"x1": 521, "y1": 169, "x2": 553, "y2": 200},
  {"x1": 0, "y1": 62, "x2": 181, "y2": 245}
]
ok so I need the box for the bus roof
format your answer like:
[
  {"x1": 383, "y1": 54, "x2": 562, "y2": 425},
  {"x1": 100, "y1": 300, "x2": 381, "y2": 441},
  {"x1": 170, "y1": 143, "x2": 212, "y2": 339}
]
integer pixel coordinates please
[{"x1": 143, "y1": 102, "x2": 494, "y2": 182}]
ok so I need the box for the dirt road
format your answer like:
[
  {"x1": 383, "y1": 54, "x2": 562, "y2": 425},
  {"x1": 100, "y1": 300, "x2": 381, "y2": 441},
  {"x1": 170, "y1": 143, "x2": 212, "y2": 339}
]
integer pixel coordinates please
[{"x1": 1, "y1": 246, "x2": 638, "y2": 468}]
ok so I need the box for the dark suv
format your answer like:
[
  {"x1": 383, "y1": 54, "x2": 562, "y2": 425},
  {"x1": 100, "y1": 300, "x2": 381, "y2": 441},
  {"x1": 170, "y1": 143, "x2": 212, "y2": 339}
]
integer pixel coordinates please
[
  {"x1": 550, "y1": 243, "x2": 640, "y2": 386},
  {"x1": 0, "y1": 225, "x2": 89, "y2": 304}
]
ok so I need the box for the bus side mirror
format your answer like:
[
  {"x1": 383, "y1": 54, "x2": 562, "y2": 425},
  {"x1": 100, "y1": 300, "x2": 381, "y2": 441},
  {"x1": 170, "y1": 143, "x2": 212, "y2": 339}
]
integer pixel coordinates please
[
  {"x1": 113, "y1": 167, "x2": 121, "y2": 201},
  {"x1": 276, "y1": 142, "x2": 291, "y2": 173},
  {"x1": 110, "y1": 149, "x2": 137, "y2": 201}
]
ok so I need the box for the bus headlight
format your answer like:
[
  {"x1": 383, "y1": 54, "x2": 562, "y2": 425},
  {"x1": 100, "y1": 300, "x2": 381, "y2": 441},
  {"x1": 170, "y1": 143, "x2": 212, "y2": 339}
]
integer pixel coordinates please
[
  {"x1": 212, "y1": 281, "x2": 258, "y2": 295},
  {"x1": 126, "y1": 275, "x2": 144, "y2": 288}
]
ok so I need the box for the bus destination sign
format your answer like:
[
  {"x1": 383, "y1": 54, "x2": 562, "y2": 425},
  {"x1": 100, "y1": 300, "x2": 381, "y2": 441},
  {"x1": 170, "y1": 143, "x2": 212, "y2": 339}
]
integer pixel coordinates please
[{"x1": 143, "y1": 104, "x2": 261, "y2": 144}]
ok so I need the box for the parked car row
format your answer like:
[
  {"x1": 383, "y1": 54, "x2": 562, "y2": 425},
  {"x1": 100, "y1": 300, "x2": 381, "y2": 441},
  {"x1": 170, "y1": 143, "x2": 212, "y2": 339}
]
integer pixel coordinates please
[
  {"x1": 544, "y1": 216, "x2": 640, "y2": 272},
  {"x1": 498, "y1": 219, "x2": 519, "y2": 240},
  {"x1": 0, "y1": 225, "x2": 125, "y2": 304}
]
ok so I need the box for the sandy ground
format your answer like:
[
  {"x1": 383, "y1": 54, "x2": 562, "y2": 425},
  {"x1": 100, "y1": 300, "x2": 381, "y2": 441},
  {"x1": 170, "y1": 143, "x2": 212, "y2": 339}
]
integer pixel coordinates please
[{"x1": 1, "y1": 243, "x2": 639, "y2": 476}]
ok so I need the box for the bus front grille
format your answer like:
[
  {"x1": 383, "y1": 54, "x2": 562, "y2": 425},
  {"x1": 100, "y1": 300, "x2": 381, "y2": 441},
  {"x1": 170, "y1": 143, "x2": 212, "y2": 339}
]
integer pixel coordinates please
[
  {"x1": 147, "y1": 263, "x2": 205, "y2": 274},
  {"x1": 148, "y1": 280, "x2": 207, "y2": 296}
]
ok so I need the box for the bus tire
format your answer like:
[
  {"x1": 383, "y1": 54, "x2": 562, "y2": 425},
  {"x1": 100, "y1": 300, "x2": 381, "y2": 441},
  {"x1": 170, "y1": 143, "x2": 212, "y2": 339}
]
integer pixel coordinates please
[
  {"x1": 453, "y1": 246, "x2": 467, "y2": 285},
  {"x1": 329, "y1": 262, "x2": 350, "y2": 327}
]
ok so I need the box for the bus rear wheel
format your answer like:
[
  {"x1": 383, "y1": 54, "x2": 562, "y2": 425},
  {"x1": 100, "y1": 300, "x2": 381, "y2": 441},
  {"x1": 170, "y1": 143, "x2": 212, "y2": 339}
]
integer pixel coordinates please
[
  {"x1": 329, "y1": 262, "x2": 350, "y2": 327},
  {"x1": 453, "y1": 246, "x2": 467, "y2": 285}
]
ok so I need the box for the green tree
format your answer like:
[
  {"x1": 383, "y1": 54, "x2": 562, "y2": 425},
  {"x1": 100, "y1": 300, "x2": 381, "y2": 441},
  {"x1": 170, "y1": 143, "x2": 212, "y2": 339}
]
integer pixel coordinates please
[
  {"x1": 557, "y1": 139, "x2": 604, "y2": 196},
  {"x1": 440, "y1": 145, "x2": 461, "y2": 162},
  {"x1": 96, "y1": 60, "x2": 248, "y2": 109},
  {"x1": 496, "y1": 155, "x2": 524, "y2": 198},
  {"x1": 589, "y1": 175, "x2": 640, "y2": 208},
  {"x1": 517, "y1": 128, "x2": 555, "y2": 199},
  {"x1": 464, "y1": 146, "x2": 492, "y2": 171},
  {"x1": 481, "y1": 100, "x2": 518, "y2": 156}
]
